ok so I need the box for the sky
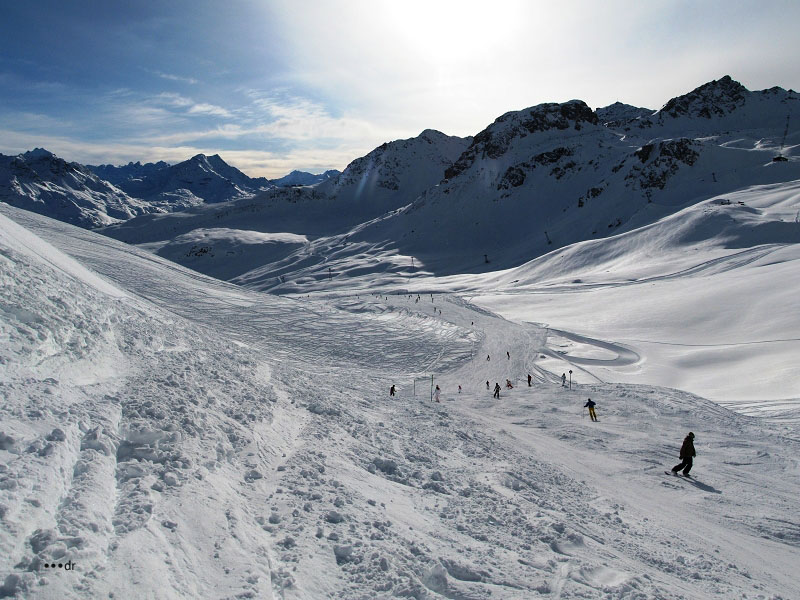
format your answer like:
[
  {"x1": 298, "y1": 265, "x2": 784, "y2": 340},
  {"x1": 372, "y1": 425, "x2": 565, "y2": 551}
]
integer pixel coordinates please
[{"x1": 1, "y1": 0, "x2": 798, "y2": 178}]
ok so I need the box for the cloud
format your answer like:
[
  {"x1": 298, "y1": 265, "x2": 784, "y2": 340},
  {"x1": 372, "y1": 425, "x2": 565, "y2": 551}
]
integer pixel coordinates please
[
  {"x1": 149, "y1": 92, "x2": 232, "y2": 119},
  {"x1": 187, "y1": 103, "x2": 233, "y2": 118},
  {"x1": 151, "y1": 70, "x2": 199, "y2": 85}
]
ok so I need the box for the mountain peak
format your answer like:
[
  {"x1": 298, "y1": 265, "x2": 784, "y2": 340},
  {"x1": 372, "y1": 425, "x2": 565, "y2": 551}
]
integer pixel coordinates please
[
  {"x1": 659, "y1": 75, "x2": 748, "y2": 119},
  {"x1": 23, "y1": 148, "x2": 56, "y2": 160}
]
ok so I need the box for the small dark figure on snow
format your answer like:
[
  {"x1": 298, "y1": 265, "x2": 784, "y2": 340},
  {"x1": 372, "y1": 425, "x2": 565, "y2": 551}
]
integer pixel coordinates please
[
  {"x1": 584, "y1": 398, "x2": 597, "y2": 421},
  {"x1": 486, "y1": 380, "x2": 490, "y2": 390},
  {"x1": 487, "y1": 354, "x2": 490, "y2": 361},
  {"x1": 561, "y1": 373, "x2": 567, "y2": 387},
  {"x1": 434, "y1": 385, "x2": 441, "y2": 403},
  {"x1": 458, "y1": 385, "x2": 462, "y2": 394},
  {"x1": 506, "y1": 351, "x2": 510, "y2": 360},
  {"x1": 671, "y1": 432, "x2": 696, "y2": 476},
  {"x1": 389, "y1": 385, "x2": 395, "y2": 397},
  {"x1": 506, "y1": 379, "x2": 513, "y2": 389},
  {"x1": 527, "y1": 374, "x2": 532, "y2": 387},
  {"x1": 493, "y1": 383, "x2": 501, "y2": 399}
]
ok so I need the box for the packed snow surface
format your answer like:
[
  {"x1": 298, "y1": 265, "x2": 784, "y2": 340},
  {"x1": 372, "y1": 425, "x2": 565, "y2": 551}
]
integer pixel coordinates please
[{"x1": 1, "y1": 203, "x2": 798, "y2": 599}]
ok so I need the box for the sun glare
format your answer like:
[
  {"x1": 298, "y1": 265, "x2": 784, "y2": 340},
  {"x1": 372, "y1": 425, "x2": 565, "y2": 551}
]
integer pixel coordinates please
[{"x1": 383, "y1": 0, "x2": 526, "y2": 68}]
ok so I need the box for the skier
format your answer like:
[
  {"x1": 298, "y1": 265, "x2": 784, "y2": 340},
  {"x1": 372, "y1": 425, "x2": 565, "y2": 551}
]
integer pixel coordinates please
[
  {"x1": 561, "y1": 373, "x2": 567, "y2": 387},
  {"x1": 458, "y1": 385, "x2": 462, "y2": 394},
  {"x1": 670, "y1": 432, "x2": 696, "y2": 476},
  {"x1": 389, "y1": 385, "x2": 395, "y2": 397},
  {"x1": 486, "y1": 380, "x2": 490, "y2": 390},
  {"x1": 527, "y1": 374, "x2": 532, "y2": 387},
  {"x1": 487, "y1": 355, "x2": 490, "y2": 361},
  {"x1": 434, "y1": 385, "x2": 441, "y2": 403},
  {"x1": 506, "y1": 351, "x2": 510, "y2": 360},
  {"x1": 584, "y1": 398, "x2": 597, "y2": 421},
  {"x1": 506, "y1": 379, "x2": 513, "y2": 389},
  {"x1": 493, "y1": 382, "x2": 501, "y2": 399}
]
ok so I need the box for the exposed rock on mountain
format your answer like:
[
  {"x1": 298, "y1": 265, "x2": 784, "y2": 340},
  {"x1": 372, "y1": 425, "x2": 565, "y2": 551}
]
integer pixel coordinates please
[
  {"x1": 445, "y1": 100, "x2": 598, "y2": 180},
  {"x1": 596, "y1": 102, "x2": 654, "y2": 128}
]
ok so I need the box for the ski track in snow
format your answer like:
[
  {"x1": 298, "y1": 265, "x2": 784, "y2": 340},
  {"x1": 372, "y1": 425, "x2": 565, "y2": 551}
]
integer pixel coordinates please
[{"x1": 1, "y1": 204, "x2": 799, "y2": 599}]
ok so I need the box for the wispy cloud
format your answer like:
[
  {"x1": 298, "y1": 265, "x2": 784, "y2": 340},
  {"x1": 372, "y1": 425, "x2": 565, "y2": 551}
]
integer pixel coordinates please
[
  {"x1": 149, "y1": 92, "x2": 232, "y2": 119},
  {"x1": 150, "y1": 69, "x2": 199, "y2": 85},
  {"x1": 187, "y1": 103, "x2": 233, "y2": 118}
]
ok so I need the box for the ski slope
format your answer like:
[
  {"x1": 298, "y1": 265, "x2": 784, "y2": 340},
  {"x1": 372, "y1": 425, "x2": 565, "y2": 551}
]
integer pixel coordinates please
[{"x1": 1, "y1": 203, "x2": 799, "y2": 599}]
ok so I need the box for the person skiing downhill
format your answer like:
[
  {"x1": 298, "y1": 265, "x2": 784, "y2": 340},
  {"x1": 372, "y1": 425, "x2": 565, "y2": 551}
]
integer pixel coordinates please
[
  {"x1": 671, "y1": 432, "x2": 696, "y2": 476},
  {"x1": 486, "y1": 380, "x2": 490, "y2": 390},
  {"x1": 493, "y1": 382, "x2": 501, "y2": 399},
  {"x1": 487, "y1": 355, "x2": 490, "y2": 361},
  {"x1": 389, "y1": 385, "x2": 395, "y2": 397},
  {"x1": 584, "y1": 398, "x2": 597, "y2": 421},
  {"x1": 527, "y1": 374, "x2": 532, "y2": 387},
  {"x1": 458, "y1": 385, "x2": 462, "y2": 394},
  {"x1": 561, "y1": 373, "x2": 567, "y2": 387},
  {"x1": 506, "y1": 351, "x2": 510, "y2": 360},
  {"x1": 434, "y1": 385, "x2": 441, "y2": 403}
]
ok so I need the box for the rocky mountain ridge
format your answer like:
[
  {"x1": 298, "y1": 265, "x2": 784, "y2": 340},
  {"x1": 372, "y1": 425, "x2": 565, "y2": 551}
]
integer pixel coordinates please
[{"x1": 0, "y1": 149, "x2": 154, "y2": 228}]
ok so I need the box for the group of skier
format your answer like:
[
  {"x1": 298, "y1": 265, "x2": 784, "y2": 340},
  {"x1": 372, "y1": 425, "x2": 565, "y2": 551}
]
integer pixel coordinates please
[{"x1": 389, "y1": 383, "x2": 697, "y2": 478}]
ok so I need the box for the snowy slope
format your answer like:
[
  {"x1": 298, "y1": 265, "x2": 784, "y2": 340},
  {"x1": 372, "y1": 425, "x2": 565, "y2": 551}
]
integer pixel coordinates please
[
  {"x1": 248, "y1": 179, "x2": 800, "y2": 416},
  {"x1": 0, "y1": 149, "x2": 154, "y2": 229},
  {"x1": 2, "y1": 203, "x2": 799, "y2": 599}
]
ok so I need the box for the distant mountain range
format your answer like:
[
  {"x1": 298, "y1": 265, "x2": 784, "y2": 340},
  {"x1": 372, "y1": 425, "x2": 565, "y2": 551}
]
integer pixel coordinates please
[
  {"x1": 0, "y1": 148, "x2": 342, "y2": 228},
  {"x1": 0, "y1": 149, "x2": 154, "y2": 228},
  {"x1": 2, "y1": 76, "x2": 798, "y2": 287}
]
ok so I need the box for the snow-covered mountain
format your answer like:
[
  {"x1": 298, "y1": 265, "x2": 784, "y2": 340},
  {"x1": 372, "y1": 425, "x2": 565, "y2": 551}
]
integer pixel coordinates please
[
  {"x1": 0, "y1": 149, "x2": 155, "y2": 228},
  {"x1": 100, "y1": 129, "x2": 471, "y2": 266},
  {"x1": 595, "y1": 101, "x2": 654, "y2": 127},
  {"x1": 95, "y1": 77, "x2": 798, "y2": 289},
  {"x1": 626, "y1": 75, "x2": 798, "y2": 136},
  {"x1": 106, "y1": 153, "x2": 272, "y2": 209},
  {"x1": 243, "y1": 77, "x2": 799, "y2": 288},
  {"x1": 269, "y1": 169, "x2": 341, "y2": 187}
]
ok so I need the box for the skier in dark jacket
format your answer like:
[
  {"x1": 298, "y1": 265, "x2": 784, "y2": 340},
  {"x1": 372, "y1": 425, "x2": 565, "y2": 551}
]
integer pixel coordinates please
[
  {"x1": 389, "y1": 385, "x2": 395, "y2": 397},
  {"x1": 671, "y1": 432, "x2": 696, "y2": 476},
  {"x1": 493, "y1": 383, "x2": 501, "y2": 399},
  {"x1": 527, "y1": 374, "x2": 532, "y2": 387},
  {"x1": 584, "y1": 398, "x2": 597, "y2": 421}
]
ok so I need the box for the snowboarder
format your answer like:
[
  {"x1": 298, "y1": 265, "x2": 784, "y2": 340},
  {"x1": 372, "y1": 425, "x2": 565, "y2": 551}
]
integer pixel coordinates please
[
  {"x1": 434, "y1": 385, "x2": 441, "y2": 403},
  {"x1": 527, "y1": 374, "x2": 532, "y2": 387},
  {"x1": 389, "y1": 385, "x2": 395, "y2": 397},
  {"x1": 493, "y1": 383, "x2": 501, "y2": 399},
  {"x1": 505, "y1": 379, "x2": 513, "y2": 389},
  {"x1": 670, "y1": 432, "x2": 696, "y2": 476},
  {"x1": 584, "y1": 398, "x2": 597, "y2": 421},
  {"x1": 561, "y1": 373, "x2": 567, "y2": 387},
  {"x1": 486, "y1": 380, "x2": 490, "y2": 390}
]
